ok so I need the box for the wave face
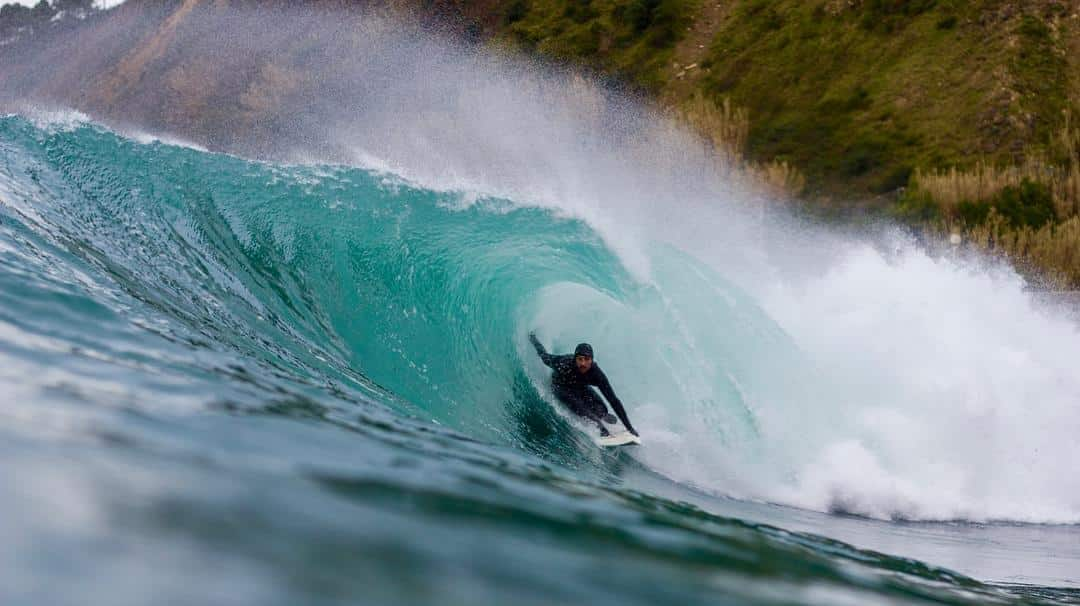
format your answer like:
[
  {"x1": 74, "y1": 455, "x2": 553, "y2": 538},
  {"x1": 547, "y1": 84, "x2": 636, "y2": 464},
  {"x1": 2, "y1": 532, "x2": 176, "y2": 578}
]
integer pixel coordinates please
[
  {"x1": 2, "y1": 108, "x2": 1080, "y2": 602},
  {"x1": 0, "y1": 109, "x2": 788, "y2": 467}
]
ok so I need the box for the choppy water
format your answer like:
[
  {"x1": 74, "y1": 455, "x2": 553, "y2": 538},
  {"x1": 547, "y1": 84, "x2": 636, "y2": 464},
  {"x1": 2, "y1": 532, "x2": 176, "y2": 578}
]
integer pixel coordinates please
[{"x1": 2, "y1": 112, "x2": 1080, "y2": 605}]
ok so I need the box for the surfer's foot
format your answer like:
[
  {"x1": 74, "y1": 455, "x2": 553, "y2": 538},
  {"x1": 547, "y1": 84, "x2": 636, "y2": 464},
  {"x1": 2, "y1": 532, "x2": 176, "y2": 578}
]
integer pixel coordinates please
[{"x1": 599, "y1": 426, "x2": 610, "y2": 437}]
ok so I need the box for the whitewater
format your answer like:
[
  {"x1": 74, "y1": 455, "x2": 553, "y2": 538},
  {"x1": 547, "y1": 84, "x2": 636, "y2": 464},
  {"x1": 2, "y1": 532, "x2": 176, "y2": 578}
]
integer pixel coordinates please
[{"x1": 1, "y1": 5, "x2": 1079, "y2": 605}]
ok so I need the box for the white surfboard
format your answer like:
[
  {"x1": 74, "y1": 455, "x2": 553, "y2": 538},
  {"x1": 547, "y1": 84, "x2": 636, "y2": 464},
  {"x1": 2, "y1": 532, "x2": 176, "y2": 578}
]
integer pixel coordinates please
[{"x1": 598, "y1": 430, "x2": 641, "y2": 447}]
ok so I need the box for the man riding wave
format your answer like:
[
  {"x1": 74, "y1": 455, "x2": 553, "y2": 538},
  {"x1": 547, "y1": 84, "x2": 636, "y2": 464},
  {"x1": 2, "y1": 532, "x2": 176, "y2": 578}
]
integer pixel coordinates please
[{"x1": 528, "y1": 332, "x2": 638, "y2": 438}]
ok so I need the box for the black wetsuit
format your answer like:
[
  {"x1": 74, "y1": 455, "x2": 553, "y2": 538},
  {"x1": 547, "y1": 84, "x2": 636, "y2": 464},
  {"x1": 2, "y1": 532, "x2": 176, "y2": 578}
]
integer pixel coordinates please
[{"x1": 529, "y1": 334, "x2": 636, "y2": 436}]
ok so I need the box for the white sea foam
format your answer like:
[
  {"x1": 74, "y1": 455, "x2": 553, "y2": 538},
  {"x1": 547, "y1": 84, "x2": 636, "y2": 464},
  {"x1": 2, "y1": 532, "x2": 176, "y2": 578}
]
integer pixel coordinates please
[
  {"x1": 757, "y1": 242, "x2": 1080, "y2": 522},
  {"x1": 126, "y1": 129, "x2": 209, "y2": 153},
  {"x1": 22, "y1": 107, "x2": 92, "y2": 131}
]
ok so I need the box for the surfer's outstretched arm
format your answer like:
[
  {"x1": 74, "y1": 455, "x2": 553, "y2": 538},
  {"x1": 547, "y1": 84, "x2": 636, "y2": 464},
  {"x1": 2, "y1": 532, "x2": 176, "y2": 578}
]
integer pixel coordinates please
[
  {"x1": 595, "y1": 370, "x2": 637, "y2": 436},
  {"x1": 529, "y1": 332, "x2": 556, "y2": 368}
]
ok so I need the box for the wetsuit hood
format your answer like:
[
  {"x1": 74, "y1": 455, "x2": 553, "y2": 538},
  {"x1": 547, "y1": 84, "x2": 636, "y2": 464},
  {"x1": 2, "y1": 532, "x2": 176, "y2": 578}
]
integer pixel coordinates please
[{"x1": 574, "y1": 343, "x2": 593, "y2": 358}]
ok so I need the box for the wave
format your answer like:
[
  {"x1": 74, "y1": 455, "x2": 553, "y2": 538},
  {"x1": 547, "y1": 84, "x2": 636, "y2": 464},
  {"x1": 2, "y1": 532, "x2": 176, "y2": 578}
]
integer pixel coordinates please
[{"x1": 2, "y1": 103, "x2": 1080, "y2": 526}]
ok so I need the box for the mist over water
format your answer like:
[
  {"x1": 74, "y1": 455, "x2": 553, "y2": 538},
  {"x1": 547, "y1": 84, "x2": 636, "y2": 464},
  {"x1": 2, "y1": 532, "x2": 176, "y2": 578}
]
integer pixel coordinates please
[{"x1": 2, "y1": 3, "x2": 1080, "y2": 604}]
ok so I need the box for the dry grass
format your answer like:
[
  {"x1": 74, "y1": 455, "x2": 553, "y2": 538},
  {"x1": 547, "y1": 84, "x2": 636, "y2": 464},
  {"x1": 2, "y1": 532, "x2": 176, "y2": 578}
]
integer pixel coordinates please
[
  {"x1": 924, "y1": 115, "x2": 1080, "y2": 286},
  {"x1": 677, "y1": 93, "x2": 749, "y2": 164},
  {"x1": 915, "y1": 113, "x2": 1080, "y2": 221},
  {"x1": 746, "y1": 159, "x2": 807, "y2": 198},
  {"x1": 913, "y1": 158, "x2": 1077, "y2": 219},
  {"x1": 675, "y1": 94, "x2": 805, "y2": 198},
  {"x1": 965, "y1": 212, "x2": 1080, "y2": 288},
  {"x1": 1055, "y1": 110, "x2": 1080, "y2": 218}
]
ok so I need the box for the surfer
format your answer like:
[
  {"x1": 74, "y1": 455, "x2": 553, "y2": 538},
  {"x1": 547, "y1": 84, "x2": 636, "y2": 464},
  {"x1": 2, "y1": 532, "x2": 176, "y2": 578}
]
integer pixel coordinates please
[{"x1": 528, "y1": 332, "x2": 638, "y2": 437}]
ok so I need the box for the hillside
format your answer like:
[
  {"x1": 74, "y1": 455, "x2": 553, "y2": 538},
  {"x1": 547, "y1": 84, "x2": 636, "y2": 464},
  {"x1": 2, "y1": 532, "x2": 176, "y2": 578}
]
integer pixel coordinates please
[{"x1": 441, "y1": 1, "x2": 1079, "y2": 198}]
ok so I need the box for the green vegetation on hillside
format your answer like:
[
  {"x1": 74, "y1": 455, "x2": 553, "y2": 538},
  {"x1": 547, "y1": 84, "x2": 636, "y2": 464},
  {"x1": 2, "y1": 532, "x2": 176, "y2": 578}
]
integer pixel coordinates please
[
  {"x1": 480, "y1": 1, "x2": 1077, "y2": 196},
  {"x1": 703, "y1": 1, "x2": 951, "y2": 193},
  {"x1": 496, "y1": 0, "x2": 698, "y2": 92},
  {"x1": 703, "y1": 1, "x2": 1075, "y2": 196}
]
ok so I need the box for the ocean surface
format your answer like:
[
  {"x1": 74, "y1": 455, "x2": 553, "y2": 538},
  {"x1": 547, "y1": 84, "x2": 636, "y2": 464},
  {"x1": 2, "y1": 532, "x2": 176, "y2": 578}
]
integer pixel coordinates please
[{"x1": 2, "y1": 110, "x2": 1080, "y2": 606}]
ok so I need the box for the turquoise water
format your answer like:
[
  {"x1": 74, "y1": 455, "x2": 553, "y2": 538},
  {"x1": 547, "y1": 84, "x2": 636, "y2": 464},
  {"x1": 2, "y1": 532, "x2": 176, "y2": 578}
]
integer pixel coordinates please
[{"x1": 2, "y1": 114, "x2": 1079, "y2": 606}]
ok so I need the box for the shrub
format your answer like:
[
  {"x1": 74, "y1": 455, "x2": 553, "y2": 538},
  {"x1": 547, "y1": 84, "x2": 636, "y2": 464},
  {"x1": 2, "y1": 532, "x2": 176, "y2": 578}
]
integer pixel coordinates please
[
  {"x1": 873, "y1": 164, "x2": 913, "y2": 194},
  {"x1": 623, "y1": 0, "x2": 660, "y2": 33},
  {"x1": 935, "y1": 15, "x2": 957, "y2": 30},
  {"x1": 994, "y1": 178, "x2": 1056, "y2": 229},
  {"x1": 504, "y1": 0, "x2": 529, "y2": 25},
  {"x1": 563, "y1": 0, "x2": 595, "y2": 24},
  {"x1": 842, "y1": 138, "x2": 887, "y2": 177},
  {"x1": 1018, "y1": 15, "x2": 1050, "y2": 40},
  {"x1": 956, "y1": 200, "x2": 990, "y2": 225},
  {"x1": 759, "y1": 8, "x2": 784, "y2": 32},
  {"x1": 893, "y1": 189, "x2": 941, "y2": 222},
  {"x1": 645, "y1": 0, "x2": 689, "y2": 48},
  {"x1": 859, "y1": 0, "x2": 937, "y2": 32}
]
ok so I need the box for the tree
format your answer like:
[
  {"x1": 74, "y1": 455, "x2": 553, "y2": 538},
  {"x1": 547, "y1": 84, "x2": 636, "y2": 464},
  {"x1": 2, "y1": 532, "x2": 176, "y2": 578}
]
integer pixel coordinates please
[
  {"x1": 54, "y1": 0, "x2": 94, "y2": 13},
  {"x1": 0, "y1": 3, "x2": 34, "y2": 38}
]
